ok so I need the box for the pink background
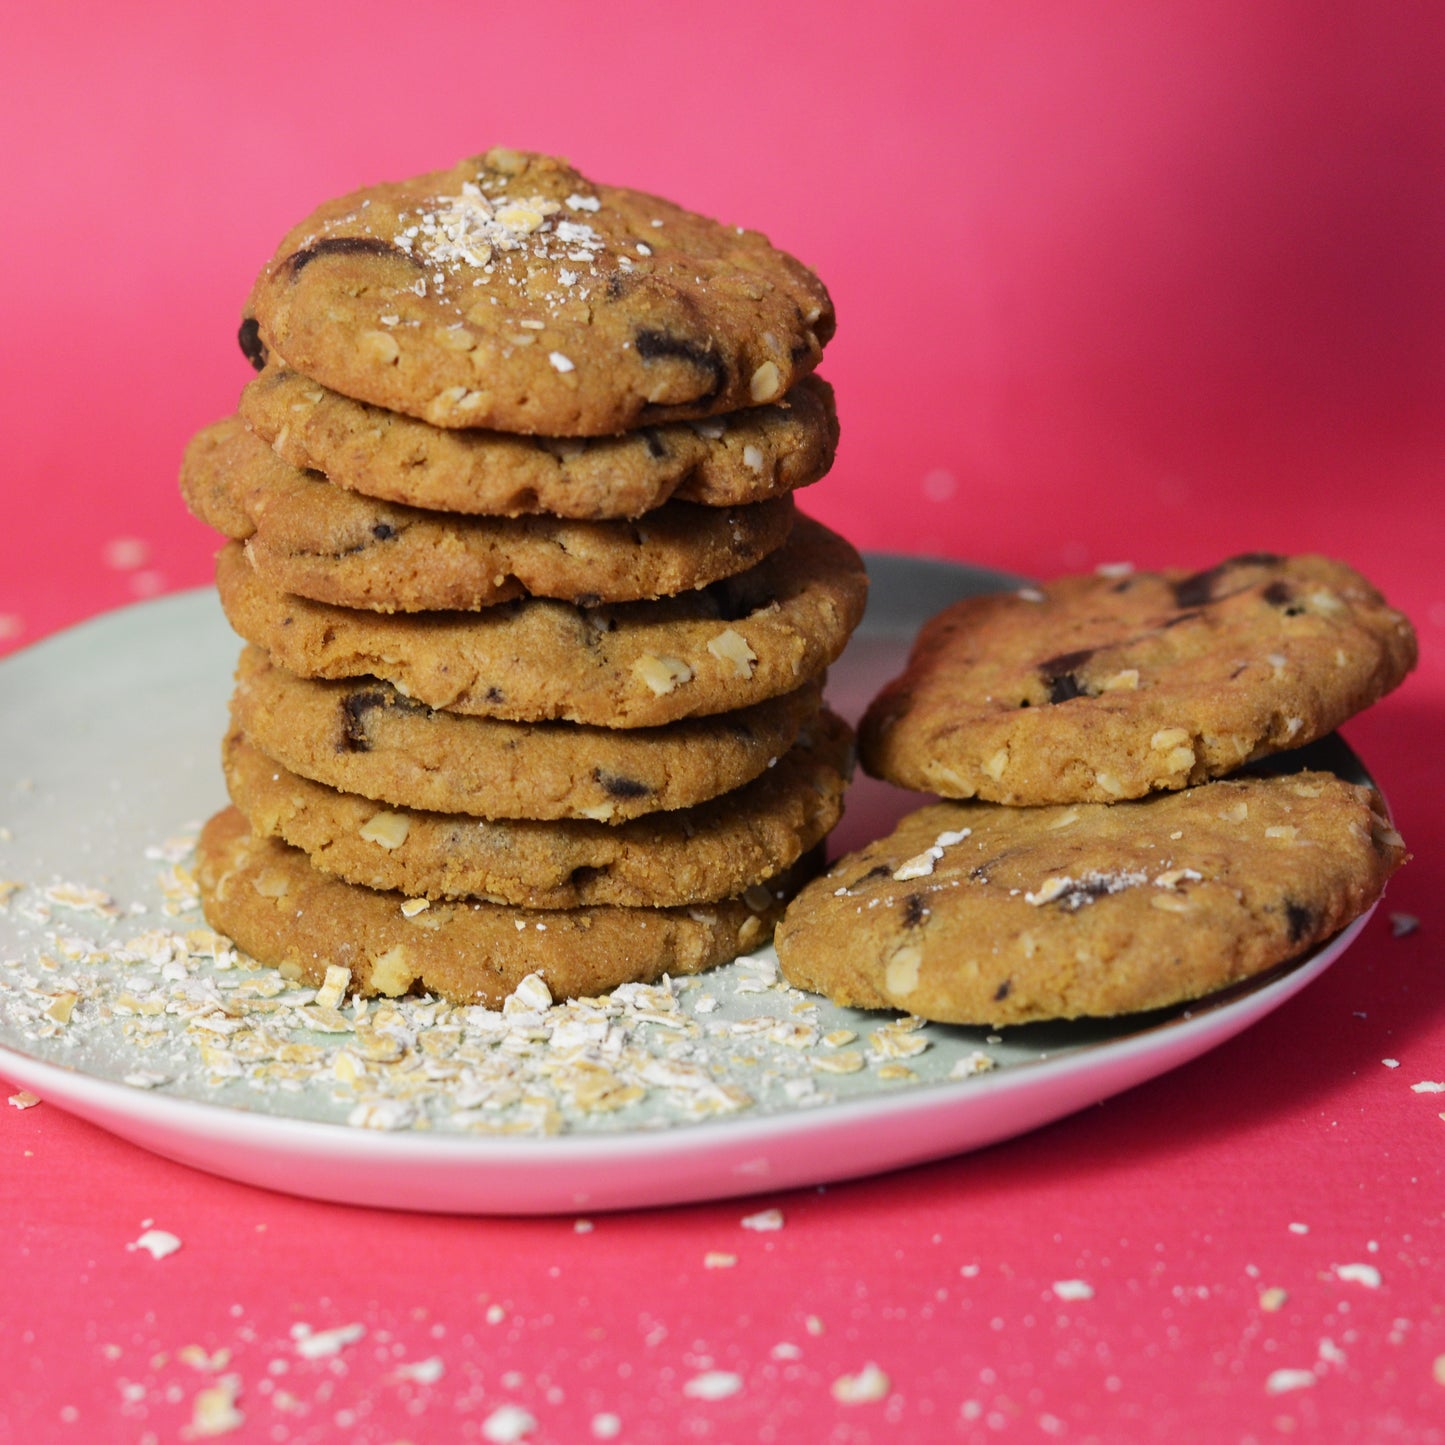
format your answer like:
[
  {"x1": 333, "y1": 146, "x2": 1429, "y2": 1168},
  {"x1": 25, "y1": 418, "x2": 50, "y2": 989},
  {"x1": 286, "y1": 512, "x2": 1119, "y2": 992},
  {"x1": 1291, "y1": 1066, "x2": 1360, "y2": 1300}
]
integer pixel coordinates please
[{"x1": 2, "y1": 3, "x2": 1442, "y2": 1441}]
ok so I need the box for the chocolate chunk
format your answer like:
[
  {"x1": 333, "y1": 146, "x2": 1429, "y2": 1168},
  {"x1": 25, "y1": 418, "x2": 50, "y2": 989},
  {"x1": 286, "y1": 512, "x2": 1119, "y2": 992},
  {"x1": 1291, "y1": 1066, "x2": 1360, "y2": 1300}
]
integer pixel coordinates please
[
  {"x1": 634, "y1": 328, "x2": 728, "y2": 404},
  {"x1": 1172, "y1": 553, "x2": 1284, "y2": 609},
  {"x1": 339, "y1": 689, "x2": 392, "y2": 751},
  {"x1": 1285, "y1": 900, "x2": 1314, "y2": 942},
  {"x1": 371, "y1": 523, "x2": 396, "y2": 541},
  {"x1": 237, "y1": 316, "x2": 267, "y2": 371},
  {"x1": 901, "y1": 893, "x2": 929, "y2": 928},
  {"x1": 1039, "y1": 647, "x2": 1095, "y2": 704},
  {"x1": 594, "y1": 770, "x2": 652, "y2": 800},
  {"x1": 847, "y1": 863, "x2": 893, "y2": 891},
  {"x1": 284, "y1": 235, "x2": 414, "y2": 278},
  {"x1": 640, "y1": 429, "x2": 668, "y2": 460},
  {"x1": 484, "y1": 686, "x2": 505, "y2": 704}
]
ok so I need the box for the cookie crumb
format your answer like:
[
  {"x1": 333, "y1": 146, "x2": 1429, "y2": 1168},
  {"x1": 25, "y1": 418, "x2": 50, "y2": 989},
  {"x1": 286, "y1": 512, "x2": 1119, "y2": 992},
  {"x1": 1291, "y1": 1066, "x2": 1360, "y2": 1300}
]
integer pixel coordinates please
[
  {"x1": 741, "y1": 1207, "x2": 784, "y2": 1232},
  {"x1": 7, "y1": 1090, "x2": 39, "y2": 1109}
]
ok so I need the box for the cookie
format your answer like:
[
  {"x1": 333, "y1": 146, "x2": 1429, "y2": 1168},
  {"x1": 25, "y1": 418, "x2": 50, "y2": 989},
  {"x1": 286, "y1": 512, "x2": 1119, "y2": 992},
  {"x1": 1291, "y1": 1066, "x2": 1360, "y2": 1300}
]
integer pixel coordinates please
[
  {"x1": 222, "y1": 708, "x2": 852, "y2": 908},
  {"x1": 197, "y1": 807, "x2": 796, "y2": 1007},
  {"x1": 243, "y1": 148, "x2": 833, "y2": 435},
  {"x1": 861, "y1": 554, "x2": 1417, "y2": 806},
  {"x1": 240, "y1": 362, "x2": 838, "y2": 520},
  {"x1": 229, "y1": 645, "x2": 824, "y2": 822},
  {"x1": 215, "y1": 513, "x2": 868, "y2": 727},
  {"x1": 775, "y1": 770, "x2": 1407, "y2": 1026},
  {"x1": 182, "y1": 417, "x2": 794, "y2": 611}
]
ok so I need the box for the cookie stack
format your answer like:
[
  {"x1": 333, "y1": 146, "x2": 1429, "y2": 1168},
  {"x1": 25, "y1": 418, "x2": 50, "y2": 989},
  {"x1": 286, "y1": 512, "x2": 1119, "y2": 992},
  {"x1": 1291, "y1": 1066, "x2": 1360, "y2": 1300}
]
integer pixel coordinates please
[
  {"x1": 181, "y1": 148, "x2": 868, "y2": 1008},
  {"x1": 777, "y1": 555, "x2": 1416, "y2": 1025}
]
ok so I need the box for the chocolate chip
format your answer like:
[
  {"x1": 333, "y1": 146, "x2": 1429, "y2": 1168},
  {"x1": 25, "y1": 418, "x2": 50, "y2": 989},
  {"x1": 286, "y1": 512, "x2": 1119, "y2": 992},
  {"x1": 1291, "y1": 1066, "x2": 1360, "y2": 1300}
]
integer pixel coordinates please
[
  {"x1": 640, "y1": 429, "x2": 668, "y2": 460},
  {"x1": 1172, "y1": 553, "x2": 1284, "y2": 609},
  {"x1": 1285, "y1": 900, "x2": 1314, "y2": 942},
  {"x1": 237, "y1": 316, "x2": 267, "y2": 371},
  {"x1": 901, "y1": 893, "x2": 928, "y2": 928},
  {"x1": 993, "y1": 979, "x2": 1012, "y2": 1001},
  {"x1": 339, "y1": 689, "x2": 392, "y2": 751},
  {"x1": 371, "y1": 523, "x2": 396, "y2": 541},
  {"x1": 1039, "y1": 647, "x2": 1095, "y2": 704},
  {"x1": 284, "y1": 236, "x2": 414, "y2": 278},
  {"x1": 484, "y1": 686, "x2": 505, "y2": 704},
  {"x1": 594, "y1": 770, "x2": 651, "y2": 800},
  {"x1": 634, "y1": 328, "x2": 728, "y2": 404},
  {"x1": 848, "y1": 864, "x2": 893, "y2": 890}
]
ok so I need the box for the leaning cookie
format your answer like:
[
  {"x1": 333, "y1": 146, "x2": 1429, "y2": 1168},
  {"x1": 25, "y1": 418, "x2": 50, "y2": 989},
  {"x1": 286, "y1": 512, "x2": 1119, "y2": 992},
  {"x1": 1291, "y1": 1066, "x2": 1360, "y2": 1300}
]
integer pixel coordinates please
[
  {"x1": 197, "y1": 808, "x2": 796, "y2": 1008},
  {"x1": 860, "y1": 554, "x2": 1417, "y2": 806},
  {"x1": 223, "y1": 709, "x2": 852, "y2": 908},
  {"x1": 243, "y1": 147, "x2": 833, "y2": 435},
  {"x1": 216, "y1": 514, "x2": 867, "y2": 726},
  {"x1": 774, "y1": 772, "x2": 1407, "y2": 1027},
  {"x1": 182, "y1": 417, "x2": 794, "y2": 611},
  {"x1": 241, "y1": 363, "x2": 838, "y2": 519},
  {"x1": 229, "y1": 647, "x2": 824, "y2": 821}
]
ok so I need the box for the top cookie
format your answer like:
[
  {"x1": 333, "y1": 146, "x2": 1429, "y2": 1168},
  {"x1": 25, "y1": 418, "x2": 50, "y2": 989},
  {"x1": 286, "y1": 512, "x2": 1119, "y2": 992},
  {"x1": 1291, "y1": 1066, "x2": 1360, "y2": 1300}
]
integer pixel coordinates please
[
  {"x1": 243, "y1": 148, "x2": 834, "y2": 435},
  {"x1": 860, "y1": 554, "x2": 1417, "y2": 805}
]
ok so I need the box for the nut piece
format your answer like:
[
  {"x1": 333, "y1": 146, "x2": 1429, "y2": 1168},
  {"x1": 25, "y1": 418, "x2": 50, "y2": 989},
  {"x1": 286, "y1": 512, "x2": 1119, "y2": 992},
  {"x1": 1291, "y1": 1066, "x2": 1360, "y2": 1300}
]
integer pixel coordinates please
[
  {"x1": 359, "y1": 330, "x2": 401, "y2": 366},
  {"x1": 369, "y1": 945, "x2": 416, "y2": 997},
  {"x1": 750, "y1": 361, "x2": 782, "y2": 402},
  {"x1": 884, "y1": 944, "x2": 923, "y2": 997},
  {"x1": 359, "y1": 811, "x2": 411, "y2": 850},
  {"x1": 706, "y1": 629, "x2": 757, "y2": 679},
  {"x1": 632, "y1": 654, "x2": 695, "y2": 696}
]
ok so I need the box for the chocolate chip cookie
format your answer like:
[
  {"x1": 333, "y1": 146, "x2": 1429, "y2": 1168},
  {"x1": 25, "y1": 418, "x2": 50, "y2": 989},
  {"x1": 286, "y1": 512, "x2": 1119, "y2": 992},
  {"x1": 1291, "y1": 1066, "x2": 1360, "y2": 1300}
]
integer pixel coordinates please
[
  {"x1": 244, "y1": 148, "x2": 833, "y2": 435},
  {"x1": 215, "y1": 513, "x2": 868, "y2": 727},
  {"x1": 223, "y1": 708, "x2": 852, "y2": 908},
  {"x1": 860, "y1": 554, "x2": 1417, "y2": 806},
  {"x1": 197, "y1": 807, "x2": 795, "y2": 1007},
  {"x1": 775, "y1": 770, "x2": 1408, "y2": 1026},
  {"x1": 229, "y1": 646, "x2": 824, "y2": 821},
  {"x1": 241, "y1": 362, "x2": 837, "y2": 519},
  {"x1": 183, "y1": 417, "x2": 794, "y2": 611}
]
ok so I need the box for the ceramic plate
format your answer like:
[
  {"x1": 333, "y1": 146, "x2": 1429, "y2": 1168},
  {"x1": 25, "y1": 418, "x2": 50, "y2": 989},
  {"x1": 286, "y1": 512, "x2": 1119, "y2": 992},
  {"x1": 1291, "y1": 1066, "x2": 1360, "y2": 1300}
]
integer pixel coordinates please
[{"x1": 0, "y1": 560, "x2": 1377, "y2": 1213}]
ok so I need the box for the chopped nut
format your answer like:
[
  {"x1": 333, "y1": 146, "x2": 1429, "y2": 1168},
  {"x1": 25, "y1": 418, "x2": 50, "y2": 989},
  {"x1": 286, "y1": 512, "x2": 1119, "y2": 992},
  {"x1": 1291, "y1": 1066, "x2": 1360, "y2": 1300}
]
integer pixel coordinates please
[
  {"x1": 982, "y1": 748, "x2": 1009, "y2": 782},
  {"x1": 369, "y1": 945, "x2": 415, "y2": 997},
  {"x1": 742, "y1": 444, "x2": 765, "y2": 474},
  {"x1": 400, "y1": 897, "x2": 431, "y2": 918},
  {"x1": 632, "y1": 654, "x2": 694, "y2": 696},
  {"x1": 359, "y1": 330, "x2": 401, "y2": 366},
  {"x1": 359, "y1": 811, "x2": 411, "y2": 850},
  {"x1": 706, "y1": 628, "x2": 757, "y2": 679},
  {"x1": 1099, "y1": 669, "x2": 1140, "y2": 691},
  {"x1": 749, "y1": 361, "x2": 782, "y2": 402},
  {"x1": 884, "y1": 945, "x2": 923, "y2": 997},
  {"x1": 1265, "y1": 825, "x2": 1299, "y2": 841},
  {"x1": 1094, "y1": 771, "x2": 1125, "y2": 797}
]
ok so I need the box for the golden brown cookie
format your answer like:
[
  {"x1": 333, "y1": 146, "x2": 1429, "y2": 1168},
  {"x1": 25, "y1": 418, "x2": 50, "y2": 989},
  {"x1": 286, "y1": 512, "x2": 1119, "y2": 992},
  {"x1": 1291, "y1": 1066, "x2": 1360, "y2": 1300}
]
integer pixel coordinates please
[
  {"x1": 182, "y1": 417, "x2": 793, "y2": 611},
  {"x1": 775, "y1": 770, "x2": 1408, "y2": 1026},
  {"x1": 214, "y1": 514, "x2": 868, "y2": 727},
  {"x1": 197, "y1": 807, "x2": 795, "y2": 1007},
  {"x1": 861, "y1": 554, "x2": 1417, "y2": 805},
  {"x1": 240, "y1": 362, "x2": 838, "y2": 519},
  {"x1": 229, "y1": 646, "x2": 824, "y2": 821},
  {"x1": 223, "y1": 709, "x2": 853, "y2": 908},
  {"x1": 243, "y1": 148, "x2": 833, "y2": 435}
]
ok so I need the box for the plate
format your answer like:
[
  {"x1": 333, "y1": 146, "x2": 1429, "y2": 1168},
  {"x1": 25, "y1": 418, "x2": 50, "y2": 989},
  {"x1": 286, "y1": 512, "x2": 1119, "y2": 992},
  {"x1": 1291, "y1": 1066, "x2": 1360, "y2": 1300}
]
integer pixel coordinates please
[{"x1": 0, "y1": 560, "x2": 1377, "y2": 1214}]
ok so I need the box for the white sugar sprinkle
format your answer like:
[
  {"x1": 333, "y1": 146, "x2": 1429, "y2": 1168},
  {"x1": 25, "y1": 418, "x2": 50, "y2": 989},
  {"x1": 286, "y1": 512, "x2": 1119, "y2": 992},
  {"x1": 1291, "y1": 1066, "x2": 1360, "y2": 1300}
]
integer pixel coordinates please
[
  {"x1": 1265, "y1": 1368, "x2": 1317, "y2": 1395},
  {"x1": 548, "y1": 352, "x2": 575, "y2": 373},
  {"x1": 683, "y1": 1370, "x2": 743, "y2": 1400},
  {"x1": 1334, "y1": 1263, "x2": 1382, "y2": 1289},
  {"x1": 128, "y1": 1228, "x2": 182, "y2": 1259},
  {"x1": 741, "y1": 1207, "x2": 784, "y2": 1232},
  {"x1": 1052, "y1": 1279, "x2": 1094, "y2": 1301}
]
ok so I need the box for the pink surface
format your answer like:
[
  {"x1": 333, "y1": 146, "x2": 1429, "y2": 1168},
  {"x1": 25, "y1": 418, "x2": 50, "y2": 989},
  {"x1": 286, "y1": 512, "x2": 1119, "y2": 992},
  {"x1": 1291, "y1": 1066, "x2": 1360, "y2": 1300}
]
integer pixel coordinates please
[{"x1": 1, "y1": 3, "x2": 1442, "y2": 1440}]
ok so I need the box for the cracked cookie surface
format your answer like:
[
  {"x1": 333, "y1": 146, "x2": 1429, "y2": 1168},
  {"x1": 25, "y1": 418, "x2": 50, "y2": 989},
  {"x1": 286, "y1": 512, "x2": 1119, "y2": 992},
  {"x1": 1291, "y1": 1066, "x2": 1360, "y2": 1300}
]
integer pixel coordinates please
[
  {"x1": 197, "y1": 807, "x2": 796, "y2": 1007},
  {"x1": 216, "y1": 513, "x2": 867, "y2": 727},
  {"x1": 240, "y1": 362, "x2": 837, "y2": 519},
  {"x1": 229, "y1": 646, "x2": 824, "y2": 821},
  {"x1": 183, "y1": 417, "x2": 793, "y2": 611},
  {"x1": 775, "y1": 771, "x2": 1407, "y2": 1026},
  {"x1": 860, "y1": 554, "x2": 1417, "y2": 805},
  {"x1": 243, "y1": 148, "x2": 833, "y2": 435},
  {"x1": 223, "y1": 709, "x2": 852, "y2": 908}
]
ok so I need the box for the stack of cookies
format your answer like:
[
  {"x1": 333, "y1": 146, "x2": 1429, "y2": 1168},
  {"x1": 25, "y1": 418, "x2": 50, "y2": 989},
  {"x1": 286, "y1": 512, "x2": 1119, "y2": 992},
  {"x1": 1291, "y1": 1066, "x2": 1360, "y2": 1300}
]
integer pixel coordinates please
[
  {"x1": 776, "y1": 554, "x2": 1416, "y2": 1025},
  {"x1": 181, "y1": 148, "x2": 868, "y2": 1009}
]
